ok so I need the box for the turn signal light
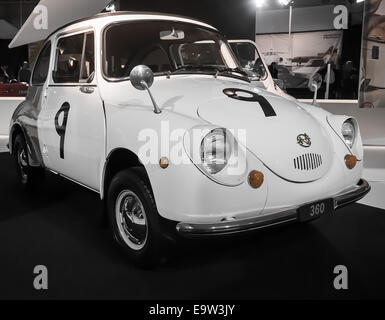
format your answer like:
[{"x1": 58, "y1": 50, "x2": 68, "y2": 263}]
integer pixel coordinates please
[
  {"x1": 345, "y1": 155, "x2": 357, "y2": 170},
  {"x1": 159, "y1": 157, "x2": 169, "y2": 169},
  {"x1": 249, "y1": 171, "x2": 264, "y2": 189}
]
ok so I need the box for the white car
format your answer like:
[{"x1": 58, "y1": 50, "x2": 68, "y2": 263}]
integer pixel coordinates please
[{"x1": 9, "y1": 12, "x2": 370, "y2": 265}]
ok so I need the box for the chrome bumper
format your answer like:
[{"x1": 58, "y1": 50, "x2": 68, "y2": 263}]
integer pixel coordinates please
[{"x1": 176, "y1": 179, "x2": 371, "y2": 237}]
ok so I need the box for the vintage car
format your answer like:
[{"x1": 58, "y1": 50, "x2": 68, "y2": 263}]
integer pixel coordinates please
[{"x1": 9, "y1": 12, "x2": 370, "y2": 265}]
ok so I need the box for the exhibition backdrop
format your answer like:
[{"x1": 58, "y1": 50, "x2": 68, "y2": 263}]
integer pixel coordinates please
[
  {"x1": 360, "y1": 0, "x2": 385, "y2": 108},
  {"x1": 255, "y1": 30, "x2": 343, "y2": 90},
  {"x1": 255, "y1": 3, "x2": 363, "y2": 99},
  {"x1": 0, "y1": 0, "x2": 382, "y2": 105}
]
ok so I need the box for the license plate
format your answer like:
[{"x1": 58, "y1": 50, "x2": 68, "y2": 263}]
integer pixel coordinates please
[{"x1": 298, "y1": 199, "x2": 334, "y2": 222}]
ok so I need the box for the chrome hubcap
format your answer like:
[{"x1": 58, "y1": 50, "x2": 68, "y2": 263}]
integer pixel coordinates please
[
  {"x1": 115, "y1": 190, "x2": 148, "y2": 250},
  {"x1": 17, "y1": 148, "x2": 28, "y2": 183}
]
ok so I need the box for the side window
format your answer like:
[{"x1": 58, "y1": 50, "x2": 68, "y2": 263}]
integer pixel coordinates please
[
  {"x1": 80, "y1": 32, "x2": 95, "y2": 82},
  {"x1": 32, "y1": 41, "x2": 51, "y2": 86},
  {"x1": 53, "y1": 33, "x2": 85, "y2": 83},
  {"x1": 230, "y1": 42, "x2": 267, "y2": 80},
  {"x1": 230, "y1": 43, "x2": 256, "y2": 67}
]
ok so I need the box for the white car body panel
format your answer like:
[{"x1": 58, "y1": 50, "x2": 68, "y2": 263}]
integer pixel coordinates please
[
  {"x1": 40, "y1": 84, "x2": 106, "y2": 190},
  {"x1": 197, "y1": 92, "x2": 334, "y2": 183}
]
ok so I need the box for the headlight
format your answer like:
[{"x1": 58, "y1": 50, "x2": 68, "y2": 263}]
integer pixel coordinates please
[
  {"x1": 184, "y1": 125, "x2": 248, "y2": 186},
  {"x1": 341, "y1": 119, "x2": 356, "y2": 148},
  {"x1": 200, "y1": 128, "x2": 231, "y2": 174}
]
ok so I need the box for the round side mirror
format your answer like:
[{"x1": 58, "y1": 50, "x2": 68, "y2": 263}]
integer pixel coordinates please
[
  {"x1": 130, "y1": 65, "x2": 154, "y2": 91},
  {"x1": 308, "y1": 73, "x2": 322, "y2": 92}
]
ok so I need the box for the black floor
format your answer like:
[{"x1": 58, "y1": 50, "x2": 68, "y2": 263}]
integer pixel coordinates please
[{"x1": 0, "y1": 152, "x2": 385, "y2": 300}]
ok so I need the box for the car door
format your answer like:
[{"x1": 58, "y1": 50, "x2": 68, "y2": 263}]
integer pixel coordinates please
[{"x1": 38, "y1": 30, "x2": 105, "y2": 191}]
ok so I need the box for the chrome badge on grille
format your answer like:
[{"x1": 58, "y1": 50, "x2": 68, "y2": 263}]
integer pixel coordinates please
[{"x1": 297, "y1": 133, "x2": 311, "y2": 148}]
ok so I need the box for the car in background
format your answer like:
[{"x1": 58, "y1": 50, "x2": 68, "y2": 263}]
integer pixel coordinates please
[{"x1": 0, "y1": 83, "x2": 28, "y2": 97}]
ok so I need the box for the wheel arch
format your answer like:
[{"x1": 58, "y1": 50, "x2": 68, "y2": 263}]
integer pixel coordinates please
[
  {"x1": 101, "y1": 148, "x2": 152, "y2": 200},
  {"x1": 9, "y1": 123, "x2": 23, "y2": 155},
  {"x1": 9, "y1": 122, "x2": 42, "y2": 167}
]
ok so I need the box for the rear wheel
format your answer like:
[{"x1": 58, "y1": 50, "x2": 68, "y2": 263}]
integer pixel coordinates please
[
  {"x1": 107, "y1": 168, "x2": 169, "y2": 267},
  {"x1": 13, "y1": 134, "x2": 44, "y2": 190}
]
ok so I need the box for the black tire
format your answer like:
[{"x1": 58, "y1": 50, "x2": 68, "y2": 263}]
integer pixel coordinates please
[
  {"x1": 107, "y1": 168, "x2": 169, "y2": 267},
  {"x1": 13, "y1": 134, "x2": 45, "y2": 191}
]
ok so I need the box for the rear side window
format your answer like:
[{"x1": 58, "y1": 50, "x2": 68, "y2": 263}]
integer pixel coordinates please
[
  {"x1": 32, "y1": 41, "x2": 51, "y2": 86},
  {"x1": 53, "y1": 32, "x2": 94, "y2": 83}
]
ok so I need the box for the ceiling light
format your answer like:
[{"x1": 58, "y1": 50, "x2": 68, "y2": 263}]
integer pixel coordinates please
[
  {"x1": 255, "y1": 0, "x2": 266, "y2": 8},
  {"x1": 105, "y1": 3, "x2": 116, "y2": 12},
  {"x1": 278, "y1": 0, "x2": 292, "y2": 5}
]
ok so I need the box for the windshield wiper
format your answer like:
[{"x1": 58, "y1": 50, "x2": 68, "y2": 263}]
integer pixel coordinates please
[
  {"x1": 216, "y1": 67, "x2": 249, "y2": 78},
  {"x1": 171, "y1": 65, "x2": 218, "y2": 74},
  {"x1": 171, "y1": 65, "x2": 250, "y2": 81}
]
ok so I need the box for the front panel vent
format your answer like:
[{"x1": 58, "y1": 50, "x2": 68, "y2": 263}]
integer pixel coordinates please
[{"x1": 294, "y1": 153, "x2": 322, "y2": 171}]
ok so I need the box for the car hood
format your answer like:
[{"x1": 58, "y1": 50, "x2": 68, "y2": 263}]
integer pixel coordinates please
[{"x1": 150, "y1": 76, "x2": 333, "y2": 182}]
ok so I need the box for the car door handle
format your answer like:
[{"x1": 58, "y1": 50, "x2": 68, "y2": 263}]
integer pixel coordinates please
[{"x1": 80, "y1": 86, "x2": 94, "y2": 94}]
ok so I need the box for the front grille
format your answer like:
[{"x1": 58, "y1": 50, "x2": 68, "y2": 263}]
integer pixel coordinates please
[{"x1": 294, "y1": 153, "x2": 322, "y2": 171}]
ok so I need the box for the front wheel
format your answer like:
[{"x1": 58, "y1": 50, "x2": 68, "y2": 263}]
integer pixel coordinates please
[{"x1": 107, "y1": 168, "x2": 169, "y2": 266}]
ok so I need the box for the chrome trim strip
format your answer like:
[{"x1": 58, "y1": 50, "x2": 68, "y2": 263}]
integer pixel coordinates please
[
  {"x1": 177, "y1": 210, "x2": 298, "y2": 237},
  {"x1": 176, "y1": 179, "x2": 371, "y2": 237},
  {"x1": 49, "y1": 170, "x2": 100, "y2": 194},
  {"x1": 48, "y1": 84, "x2": 97, "y2": 88}
]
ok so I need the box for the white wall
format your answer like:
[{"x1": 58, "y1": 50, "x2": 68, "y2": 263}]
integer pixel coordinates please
[
  {"x1": 0, "y1": 98, "x2": 24, "y2": 136},
  {"x1": 300, "y1": 99, "x2": 385, "y2": 181},
  {"x1": 299, "y1": 100, "x2": 385, "y2": 147},
  {"x1": 256, "y1": 5, "x2": 336, "y2": 34}
]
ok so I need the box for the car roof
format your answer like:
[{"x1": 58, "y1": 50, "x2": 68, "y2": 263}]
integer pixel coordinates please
[
  {"x1": 10, "y1": 7, "x2": 218, "y2": 48},
  {"x1": 69, "y1": 11, "x2": 215, "y2": 27},
  {"x1": 50, "y1": 11, "x2": 218, "y2": 38}
]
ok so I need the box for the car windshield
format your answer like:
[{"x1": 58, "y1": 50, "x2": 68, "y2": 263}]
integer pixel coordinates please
[{"x1": 103, "y1": 20, "x2": 242, "y2": 80}]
